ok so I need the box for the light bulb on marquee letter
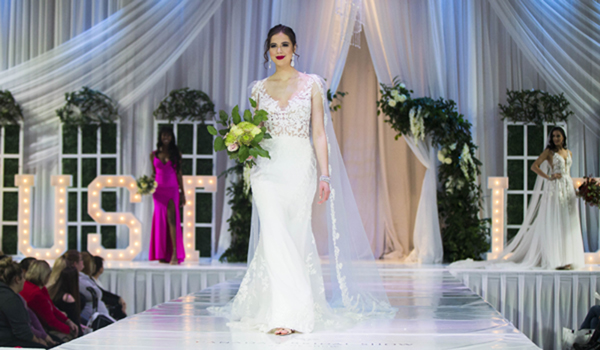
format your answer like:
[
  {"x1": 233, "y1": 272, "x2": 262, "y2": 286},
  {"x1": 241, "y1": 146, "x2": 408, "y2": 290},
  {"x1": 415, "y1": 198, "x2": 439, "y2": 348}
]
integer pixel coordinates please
[
  {"x1": 182, "y1": 175, "x2": 217, "y2": 261},
  {"x1": 87, "y1": 176, "x2": 142, "y2": 261},
  {"x1": 16, "y1": 175, "x2": 71, "y2": 258}
]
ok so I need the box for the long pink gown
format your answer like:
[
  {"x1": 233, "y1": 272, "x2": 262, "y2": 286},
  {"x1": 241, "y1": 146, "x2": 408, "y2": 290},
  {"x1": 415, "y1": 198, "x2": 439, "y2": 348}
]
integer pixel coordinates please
[{"x1": 149, "y1": 153, "x2": 185, "y2": 263}]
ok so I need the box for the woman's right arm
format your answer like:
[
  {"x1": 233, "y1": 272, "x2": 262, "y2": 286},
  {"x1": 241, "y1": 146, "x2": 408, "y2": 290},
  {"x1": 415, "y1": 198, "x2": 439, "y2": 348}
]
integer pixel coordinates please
[
  {"x1": 530, "y1": 149, "x2": 559, "y2": 181},
  {"x1": 150, "y1": 152, "x2": 156, "y2": 178}
]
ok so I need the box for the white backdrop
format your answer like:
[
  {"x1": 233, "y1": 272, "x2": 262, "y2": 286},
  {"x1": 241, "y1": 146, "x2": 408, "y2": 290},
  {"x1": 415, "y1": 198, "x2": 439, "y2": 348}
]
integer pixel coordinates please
[{"x1": 0, "y1": 0, "x2": 598, "y2": 262}]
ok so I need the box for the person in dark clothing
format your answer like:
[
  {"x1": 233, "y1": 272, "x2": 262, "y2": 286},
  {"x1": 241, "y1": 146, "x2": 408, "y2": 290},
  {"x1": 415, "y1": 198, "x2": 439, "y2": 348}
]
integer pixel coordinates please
[
  {"x1": 48, "y1": 266, "x2": 83, "y2": 335},
  {"x1": 582, "y1": 306, "x2": 600, "y2": 331},
  {"x1": 0, "y1": 258, "x2": 46, "y2": 348}
]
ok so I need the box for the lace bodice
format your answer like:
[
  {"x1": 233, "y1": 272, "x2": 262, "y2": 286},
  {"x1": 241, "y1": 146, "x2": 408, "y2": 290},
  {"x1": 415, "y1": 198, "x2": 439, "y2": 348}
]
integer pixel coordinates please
[
  {"x1": 251, "y1": 74, "x2": 323, "y2": 139},
  {"x1": 550, "y1": 152, "x2": 572, "y2": 177}
]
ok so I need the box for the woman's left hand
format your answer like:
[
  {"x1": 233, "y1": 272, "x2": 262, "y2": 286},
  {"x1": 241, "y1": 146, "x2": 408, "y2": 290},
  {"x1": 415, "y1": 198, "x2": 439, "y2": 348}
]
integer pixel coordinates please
[
  {"x1": 66, "y1": 319, "x2": 78, "y2": 335},
  {"x1": 318, "y1": 181, "x2": 330, "y2": 204},
  {"x1": 180, "y1": 192, "x2": 186, "y2": 207}
]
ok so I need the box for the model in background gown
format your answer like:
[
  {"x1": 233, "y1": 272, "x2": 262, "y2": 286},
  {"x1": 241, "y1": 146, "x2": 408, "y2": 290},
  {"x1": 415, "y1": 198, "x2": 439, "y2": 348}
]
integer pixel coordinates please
[{"x1": 149, "y1": 153, "x2": 185, "y2": 264}]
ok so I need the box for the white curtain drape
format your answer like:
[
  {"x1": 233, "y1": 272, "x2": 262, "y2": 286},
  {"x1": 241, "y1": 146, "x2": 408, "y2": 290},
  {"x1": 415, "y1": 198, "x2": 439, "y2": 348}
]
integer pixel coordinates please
[{"x1": 402, "y1": 137, "x2": 443, "y2": 263}]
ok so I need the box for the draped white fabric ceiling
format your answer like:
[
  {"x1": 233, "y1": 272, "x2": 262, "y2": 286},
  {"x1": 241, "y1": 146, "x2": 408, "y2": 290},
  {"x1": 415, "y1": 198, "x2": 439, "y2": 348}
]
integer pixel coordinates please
[{"x1": 0, "y1": 0, "x2": 598, "y2": 260}]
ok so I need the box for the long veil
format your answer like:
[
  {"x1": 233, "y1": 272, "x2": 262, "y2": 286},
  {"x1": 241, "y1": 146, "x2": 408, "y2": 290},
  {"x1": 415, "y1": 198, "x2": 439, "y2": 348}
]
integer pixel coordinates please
[
  {"x1": 449, "y1": 162, "x2": 550, "y2": 269},
  {"x1": 247, "y1": 75, "x2": 396, "y2": 318}
]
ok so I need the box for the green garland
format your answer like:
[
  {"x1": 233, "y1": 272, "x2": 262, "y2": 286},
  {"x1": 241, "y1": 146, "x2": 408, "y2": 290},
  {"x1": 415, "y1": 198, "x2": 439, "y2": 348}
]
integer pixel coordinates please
[
  {"x1": 377, "y1": 79, "x2": 490, "y2": 262},
  {"x1": 0, "y1": 90, "x2": 23, "y2": 125},
  {"x1": 56, "y1": 87, "x2": 119, "y2": 127},
  {"x1": 218, "y1": 163, "x2": 251, "y2": 263},
  {"x1": 153, "y1": 88, "x2": 215, "y2": 123},
  {"x1": 499, "y1": 89, "x2": 573, "y2": 126}
]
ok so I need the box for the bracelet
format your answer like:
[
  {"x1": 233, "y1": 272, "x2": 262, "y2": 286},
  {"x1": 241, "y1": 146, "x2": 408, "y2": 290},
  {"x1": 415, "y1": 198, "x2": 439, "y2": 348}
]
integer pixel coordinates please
[{"x1": 319, "y1": 175, "x2": 330, "y2": 184}]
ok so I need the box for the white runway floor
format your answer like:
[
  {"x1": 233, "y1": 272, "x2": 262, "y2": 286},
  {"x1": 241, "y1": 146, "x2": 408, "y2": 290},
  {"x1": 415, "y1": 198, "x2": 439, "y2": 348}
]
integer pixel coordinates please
[{"x1": 56, "y1": 266, "x2": 540, "y2": 350}]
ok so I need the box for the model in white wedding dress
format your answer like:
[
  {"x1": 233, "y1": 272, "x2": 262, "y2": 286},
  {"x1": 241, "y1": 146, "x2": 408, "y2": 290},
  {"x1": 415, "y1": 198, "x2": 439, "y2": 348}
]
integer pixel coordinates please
[
  {"x1": 209, "y1": 25, "x2": 395, "y2": 335},
  {"x1": 450, "y1": 127, "x2": 585, "y2": 270}
]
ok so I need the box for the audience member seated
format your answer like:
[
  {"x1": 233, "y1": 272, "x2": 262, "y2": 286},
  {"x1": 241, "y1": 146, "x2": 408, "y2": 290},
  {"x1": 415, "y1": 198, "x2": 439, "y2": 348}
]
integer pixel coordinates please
[
  {"x1": 63, "y1": 250, "x2": 111, "y2": 324},
  {"x1": 84, "y1": 253, "x2": 127, "y2": 320},
  {"x1": 48, "y1": 265, "x2": 84, "y2": 336},
  {"x1": 0, "y1": 258, "x2": 46, "y2": 348},
  {"x1": 20, "y1": 260, "x2": 78, "y2": 342}
]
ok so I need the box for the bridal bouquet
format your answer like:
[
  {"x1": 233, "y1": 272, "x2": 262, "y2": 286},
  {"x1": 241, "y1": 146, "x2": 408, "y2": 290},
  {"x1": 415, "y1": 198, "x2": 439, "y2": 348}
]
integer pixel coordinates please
[
  {"x1": 577, "y1": 176, "x2": 600, "y2": 207},
  {"x1": 207, "y1": 99, "x2": 271, "y2": 168},
  {"x1": 136, "y1": 175, "x2": 157, "y2": 195}
]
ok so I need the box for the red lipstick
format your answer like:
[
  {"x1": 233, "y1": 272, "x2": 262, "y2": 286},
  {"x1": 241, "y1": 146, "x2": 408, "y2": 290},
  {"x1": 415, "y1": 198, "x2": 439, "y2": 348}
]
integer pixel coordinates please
[{"x1": 276, "y1": 55, "x2": 285, "y2": 60}]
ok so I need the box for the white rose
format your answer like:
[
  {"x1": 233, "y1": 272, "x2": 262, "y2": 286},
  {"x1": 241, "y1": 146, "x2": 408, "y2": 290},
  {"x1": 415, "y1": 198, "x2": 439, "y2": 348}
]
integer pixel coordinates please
[
  {"x1": 444, "y1": 158, "x2": 452, "y2": 165},
  {"x1": 397, "y1": 94, "x2": 407, "y2": 103},
  {"x1": 390, "y1": 90, "x2": 399, "y2": 98},
  {"x1": 400, "y1": 83, "x2": 406, "y2": 89},
  {"x1": 388, "y1": 100, "x2": 397, "y2": 107},
  {"x1": 227, "y1": 142, "x2": 239, "y2": 152}
]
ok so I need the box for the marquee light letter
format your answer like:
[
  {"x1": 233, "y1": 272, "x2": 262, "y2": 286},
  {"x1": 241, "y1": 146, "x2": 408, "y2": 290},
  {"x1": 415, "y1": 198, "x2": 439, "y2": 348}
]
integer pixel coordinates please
[
  {"x1": 16, "y1": 175, "x2": 71, "y2": 259},
  {"x1": 487, "y1": 177, "x2": 508, "y2": 260},
  {"x1": 87, "y1": 176, "x2": 142, "y2": 261},
  {"x1": 182, "y1": 175, "x2": 217, "y2": 261}
]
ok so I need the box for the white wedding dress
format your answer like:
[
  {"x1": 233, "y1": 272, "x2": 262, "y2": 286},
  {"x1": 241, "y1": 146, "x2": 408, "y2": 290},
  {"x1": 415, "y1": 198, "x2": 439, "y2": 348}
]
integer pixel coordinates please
[
  {"x1": 209, "y1": 73, "x2": 395, "y2": 333},
  {"x1": 451, "y1": 152, "x2": 585, "y2": 270}
]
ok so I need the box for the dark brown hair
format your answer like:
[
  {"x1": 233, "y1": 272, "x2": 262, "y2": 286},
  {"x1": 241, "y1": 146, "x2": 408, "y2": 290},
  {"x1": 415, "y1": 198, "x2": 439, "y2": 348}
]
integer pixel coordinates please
[
  {"x1": 48, "y1": 265, "x2": 81, "y2": 323},
  {"x1": 156, "y1": 126, "x2": 182, "y2": 173},
  {"x1": 0, "y1": 257, "x2": 23, "y2": 286},
  {"x1": 546, "y1": 126, "x2": 568, "y2": 152},
  {"x1": 19, "y1": 257, "x2": 37, "y2": 272},
  {"x1": 263, "y1": 24, "x2": 299, "y2": 68},
  {"x1": 63, "y1": 249, "x2": 81, "y2": 267},
  {"x1": 92, "y1": 256, "x2": 104, "y2": 277}
]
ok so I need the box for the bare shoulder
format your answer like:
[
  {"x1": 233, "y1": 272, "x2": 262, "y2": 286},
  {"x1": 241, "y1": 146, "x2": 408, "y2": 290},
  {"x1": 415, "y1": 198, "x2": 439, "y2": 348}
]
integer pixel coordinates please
[
  {"x1": 150, "y1": 151, "x2": 155, "y2": 160},
  {"x1": 62, "y1": 293, "x2": 75, "y2": 303}
]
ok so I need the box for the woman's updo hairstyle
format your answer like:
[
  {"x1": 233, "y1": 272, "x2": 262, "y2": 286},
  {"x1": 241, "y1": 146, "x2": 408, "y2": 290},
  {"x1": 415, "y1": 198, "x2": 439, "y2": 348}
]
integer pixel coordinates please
[
  {"x1": 0, "y1": 257, "x2": 23, "y2": 286},
  {"x1": 263, "y1": 24, "x2": 299, "y2": 68}
]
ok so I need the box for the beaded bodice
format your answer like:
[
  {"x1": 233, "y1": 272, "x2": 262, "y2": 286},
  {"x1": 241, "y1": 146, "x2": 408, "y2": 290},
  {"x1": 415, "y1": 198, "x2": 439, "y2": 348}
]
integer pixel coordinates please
[{"x1": 252, "y1": 74, "x2": 321, "y2": 139}]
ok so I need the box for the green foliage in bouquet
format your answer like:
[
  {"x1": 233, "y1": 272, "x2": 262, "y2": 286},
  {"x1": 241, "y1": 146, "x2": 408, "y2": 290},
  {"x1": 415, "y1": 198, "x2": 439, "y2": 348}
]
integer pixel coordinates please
[
  {"x1": 0, "y1": 90, "x2": 23, "y2": 125},
  {"x1": 218, "y1": 163, "x2": 252, "y2": 263},
  {"x1": 378, "y1": 78, "x2": 490, "y2": 262},
  {"x1": 578, "y1": 176, "x2": 600, "y2": 207},
  {"x1": 499, "y1": 89, "x2": 573, "y2": 126},
  {"x1": 136, "y1": 175, "x2": 157, "y2": 195},
  {"x1": 206, "y1": 99, "x2": 271, "y2": 166},
  {"x1": 153, "y1": 88, "x2": 215, "y2": 123},
  {"x1": 56, "y1": 87, "x2": 119, "y2": 127}
]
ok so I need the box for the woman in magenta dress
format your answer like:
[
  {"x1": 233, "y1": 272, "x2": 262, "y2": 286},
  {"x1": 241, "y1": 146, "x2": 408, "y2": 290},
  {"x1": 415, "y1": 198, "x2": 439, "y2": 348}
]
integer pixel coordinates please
[{"x1": 149, "y1": 127, "x2": 186, "y2": 264}]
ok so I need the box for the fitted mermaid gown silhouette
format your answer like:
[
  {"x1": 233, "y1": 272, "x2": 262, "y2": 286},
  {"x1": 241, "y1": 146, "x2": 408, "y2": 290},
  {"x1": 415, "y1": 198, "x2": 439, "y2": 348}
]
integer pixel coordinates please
[
  {"x1": 148, "y1": 154, "x2": 185, "y2": 263},
  {"x1": 210, "y1": 74, "x2": 343, "y2": 333}
]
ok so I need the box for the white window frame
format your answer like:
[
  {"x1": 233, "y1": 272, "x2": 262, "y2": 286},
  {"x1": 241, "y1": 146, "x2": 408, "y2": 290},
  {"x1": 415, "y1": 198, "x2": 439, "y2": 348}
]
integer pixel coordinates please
[
  {"x1": 153, "y1": 119, "x2": 217, "y2": 258},
  {"x1": 0, "y1": 124, "x2": 24, "y2": 254},
  {"x1": 503, "y1": 121, "x2": 567, "y2": 243},
  {"x1": 59, "y1": 124, "x2": 121, "y2": 251}
]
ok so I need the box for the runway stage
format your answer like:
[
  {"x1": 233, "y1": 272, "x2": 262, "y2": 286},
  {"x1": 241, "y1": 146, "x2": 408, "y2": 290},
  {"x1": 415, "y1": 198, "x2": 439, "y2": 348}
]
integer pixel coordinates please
[{"x1": 55, "y1": 264, "x2": 539, "y2": 350}]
